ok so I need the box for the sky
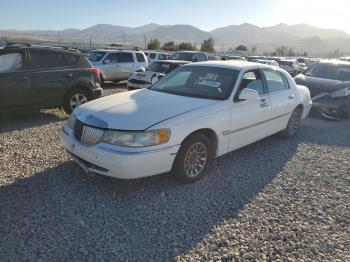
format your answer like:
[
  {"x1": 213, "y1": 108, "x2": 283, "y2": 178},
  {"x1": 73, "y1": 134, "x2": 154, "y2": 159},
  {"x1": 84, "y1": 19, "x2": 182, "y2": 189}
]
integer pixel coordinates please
[{"x1": 0, "y1": 0, "x2": 349, "y2": 33}]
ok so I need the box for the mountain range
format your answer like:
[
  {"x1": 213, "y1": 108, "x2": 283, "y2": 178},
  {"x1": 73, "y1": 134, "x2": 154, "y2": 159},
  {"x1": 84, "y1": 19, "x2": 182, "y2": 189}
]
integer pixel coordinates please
[{"x1": 1, "y1": 23, "x2": 350, "y2": 55}]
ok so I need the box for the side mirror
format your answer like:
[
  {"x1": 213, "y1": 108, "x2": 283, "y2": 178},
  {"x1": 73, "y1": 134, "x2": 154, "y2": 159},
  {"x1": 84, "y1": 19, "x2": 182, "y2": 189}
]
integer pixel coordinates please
[
  {"x1": 239, "y1": 88, "x2": 259, "y2": 101},
  {"x1": 103, "y1": 59, "x2": 111, "y2": 64}
]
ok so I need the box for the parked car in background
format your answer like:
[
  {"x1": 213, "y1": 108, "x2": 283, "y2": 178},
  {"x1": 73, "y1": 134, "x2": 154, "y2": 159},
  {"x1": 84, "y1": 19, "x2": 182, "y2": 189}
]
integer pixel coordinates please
[
  {"x1": 221, "y1": 55, "x2": 246, "y2": 61},
  {"x1": 88, "y1": 50, "x2": 148, "y2": 83},
  {"x1": 0, "y1": 44, "x2": 102, "y2": 114},
  {"x1": 279, "y1": 59, "x2": 300, "y2": 76},
  {"x1": 127, "y1": 60, "x2": 190, "y2": 89},
  {"x1": 61, "y1": 61, "x2": 311, "y2": 183},
  {"x1": 294, "y1": 60, "x2": 350, "y2": 119},
  {"x1": 297, "y1": 57, "x2": 311, "y2": 67},
  {"x1": 252, "y1": 59, "x2": 279, "y2": 67},
  {"x1": 339, "y1": 56, "x2": 350, "y2": 62},
  {"x1": 147, "y1": 51, "x2": 170, "y2": 62},
  {"x1": 170, "y1": 51, "x2": 208, "y2": 62}
]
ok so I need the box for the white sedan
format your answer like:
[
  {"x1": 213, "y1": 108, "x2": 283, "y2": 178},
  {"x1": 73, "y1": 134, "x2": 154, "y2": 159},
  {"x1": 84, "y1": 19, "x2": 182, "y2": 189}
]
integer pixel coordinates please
[{"x1": 60, "y1": 61, "x2": 312, "y2": 183}]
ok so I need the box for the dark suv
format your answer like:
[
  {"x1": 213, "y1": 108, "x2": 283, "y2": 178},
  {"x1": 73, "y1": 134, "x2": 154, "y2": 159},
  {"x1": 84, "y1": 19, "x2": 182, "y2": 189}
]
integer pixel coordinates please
[{"x1": 0, "y1": 44, "x2": 103, "y2": 114}]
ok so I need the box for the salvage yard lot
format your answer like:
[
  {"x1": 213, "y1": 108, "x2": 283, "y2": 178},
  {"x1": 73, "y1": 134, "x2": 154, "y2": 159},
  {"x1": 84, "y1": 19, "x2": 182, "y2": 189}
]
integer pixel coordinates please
[{"x1": 0, "y1": 83, "x2": 349, "y2": 261}]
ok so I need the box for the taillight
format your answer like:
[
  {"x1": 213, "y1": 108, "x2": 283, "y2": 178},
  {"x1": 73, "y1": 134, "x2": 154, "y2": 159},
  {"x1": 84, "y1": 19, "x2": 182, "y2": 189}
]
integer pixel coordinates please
[{"x1": 89, "y1": 68, "x2": 100, "y2": 78}]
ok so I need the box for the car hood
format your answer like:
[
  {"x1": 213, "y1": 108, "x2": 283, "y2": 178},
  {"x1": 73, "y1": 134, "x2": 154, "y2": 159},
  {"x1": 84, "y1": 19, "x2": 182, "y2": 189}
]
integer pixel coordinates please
[
  {"x1": 294, "y1": 74, "x2": 349, "y2": 96},
  {"x1": 75, "y1": 89, "x2": 217, "y2": 130}
]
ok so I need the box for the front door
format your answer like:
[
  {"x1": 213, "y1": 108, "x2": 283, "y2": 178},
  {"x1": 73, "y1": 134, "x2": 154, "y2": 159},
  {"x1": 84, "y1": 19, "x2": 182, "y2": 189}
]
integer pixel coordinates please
[
  {"x1": 228, "y1": 70, "x2": 272, "y2": 151},
  {"x1": 0, "y1": 50, "x2": 32, "y2": 111}
]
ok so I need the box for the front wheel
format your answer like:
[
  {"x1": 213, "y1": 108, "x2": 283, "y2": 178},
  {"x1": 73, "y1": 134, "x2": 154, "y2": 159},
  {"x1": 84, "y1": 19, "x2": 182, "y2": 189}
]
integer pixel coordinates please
[
  {"x1": 172, "y1": 134, "x2": 211, "y2": 183},
  {"x1": 63, "y1": 88, "x2": 90, "y2": 114},
  {"x1": 279, "y1": 107, "x2": 302, "y2": 138}
]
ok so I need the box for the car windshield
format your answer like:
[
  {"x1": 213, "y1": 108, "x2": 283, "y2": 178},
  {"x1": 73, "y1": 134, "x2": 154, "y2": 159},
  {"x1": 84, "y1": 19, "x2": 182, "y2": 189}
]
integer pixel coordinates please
[
  {"x1": 88, "y1": 51, "x2": 106, "y2": 62},
  {"x1": 171, "y1": 52, "x2": 194, "y2": 61},
  {"x1": 305, "y1": 63, "x2": 350, "y2": 81},
  {"x1": 148, "y1": 62, "x2": 172, "y2": 73},
  {"x1": 149, "y1": 66, "x2": 239, "y2": 100}
]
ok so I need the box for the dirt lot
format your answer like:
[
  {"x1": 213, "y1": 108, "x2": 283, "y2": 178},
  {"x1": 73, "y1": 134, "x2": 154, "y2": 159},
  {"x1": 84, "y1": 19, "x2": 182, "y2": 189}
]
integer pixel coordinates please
[{"x1": 0, "y1": 83, "x2": 349, "y2": 261}]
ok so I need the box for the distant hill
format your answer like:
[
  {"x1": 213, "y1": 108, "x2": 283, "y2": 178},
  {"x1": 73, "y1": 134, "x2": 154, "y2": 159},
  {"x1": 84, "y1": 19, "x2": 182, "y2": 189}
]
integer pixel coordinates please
[{"x1": 1, "y1": 23, "x2": 350, "y2": 54}]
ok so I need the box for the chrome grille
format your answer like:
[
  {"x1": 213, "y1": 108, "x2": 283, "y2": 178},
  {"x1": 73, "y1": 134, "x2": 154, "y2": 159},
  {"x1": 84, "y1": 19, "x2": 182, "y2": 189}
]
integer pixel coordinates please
[{"x1": 80, "y1": 126, "x2": 104, "y2": 146}]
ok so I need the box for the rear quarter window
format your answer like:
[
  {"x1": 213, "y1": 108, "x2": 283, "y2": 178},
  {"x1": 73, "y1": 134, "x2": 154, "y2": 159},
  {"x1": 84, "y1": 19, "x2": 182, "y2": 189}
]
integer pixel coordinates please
[
  {"x1": 136, "y1": 53, "x2": 146, "y2": 63},
  {"x1": 61, "y1": 53, "x2": 79, "y2": 66}
]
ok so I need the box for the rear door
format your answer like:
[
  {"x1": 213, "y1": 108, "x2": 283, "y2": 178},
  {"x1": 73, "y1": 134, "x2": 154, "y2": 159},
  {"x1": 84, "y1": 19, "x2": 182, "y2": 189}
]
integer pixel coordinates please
[
  {"x1": 118, "y1": 52, "x2": 136, "y2": 78},
  {"x1": 0, "y1": 50, "x2": 32, "y2": 111},
  {"x1": 28, "y1": 49, "x2": 68, "y2": 107},
  {"x1": 261, "y1": 68, "x2": 297, "y2": 133}
]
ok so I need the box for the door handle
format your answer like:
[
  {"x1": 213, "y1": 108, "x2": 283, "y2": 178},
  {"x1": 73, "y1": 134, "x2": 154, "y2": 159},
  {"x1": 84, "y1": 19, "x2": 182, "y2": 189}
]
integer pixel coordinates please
[
  {"x1": 289, "y1": 95, "x2": 296, "y2": 99},
  {"x1": 64, "y1": 73, "x2": 73, "y2": 78}
]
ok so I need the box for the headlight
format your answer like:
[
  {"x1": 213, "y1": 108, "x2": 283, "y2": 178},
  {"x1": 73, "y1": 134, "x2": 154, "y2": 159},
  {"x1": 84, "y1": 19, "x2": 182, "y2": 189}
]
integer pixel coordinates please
[
  {"x1": 66, "y1": 113, "x2": 76, "y2": 129},
  {"x1": 331, "y1": 87, "x2": 350, "y2": 98},
  {"x1": 102, "y1": 129, "x2": 170, "y2": 147}
]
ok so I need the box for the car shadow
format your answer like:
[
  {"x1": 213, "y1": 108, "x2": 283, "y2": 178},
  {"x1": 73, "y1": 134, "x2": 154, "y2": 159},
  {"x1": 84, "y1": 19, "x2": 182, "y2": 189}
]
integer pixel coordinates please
[
  {"x1": 297, "y1": 117, "x2": 350, "y2": 148},
  {"x1": 0, "y1": 133, "x2": 302, "y2": 261},
  {"x1": 0, "y1": 109, "x2": 66, "y2": 134}
]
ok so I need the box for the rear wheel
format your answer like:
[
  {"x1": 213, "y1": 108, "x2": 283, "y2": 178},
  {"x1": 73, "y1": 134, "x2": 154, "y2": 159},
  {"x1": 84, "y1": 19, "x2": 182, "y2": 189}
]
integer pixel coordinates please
[
  {"x1": 279, "y1": 107, "x2": 302, "y2": 138},
  {"x1": 63, "y1": 88, "x2": 90, "y2": 114},
  {"x1": 172, "y1": 134, "x2": 211, "y2": 183}
]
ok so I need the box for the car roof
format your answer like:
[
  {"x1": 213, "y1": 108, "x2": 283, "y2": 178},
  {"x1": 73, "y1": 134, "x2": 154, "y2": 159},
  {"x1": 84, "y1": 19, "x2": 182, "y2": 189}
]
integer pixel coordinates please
[
  {"x1": 152, "y1": 60, "x2": 190, "y2": 64},
  {"x1": 183, "y1": 60, "x2": 276, "y2": 70}
]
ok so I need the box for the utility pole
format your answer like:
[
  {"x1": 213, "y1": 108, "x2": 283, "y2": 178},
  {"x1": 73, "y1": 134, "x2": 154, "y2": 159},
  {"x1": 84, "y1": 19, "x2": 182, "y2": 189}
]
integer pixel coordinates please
[
  {"x1": 89, "y1": 36, "x2": 92, "y2": 49},
  {"x1": 57, "y1": 31, "x2": 61, "y2": 46},
  {"x1": 144, "y1": 34, "x2": 147, "y2": 50},
  {"x1": 221, "y1": 42, "x2": 224, "y2": 55}
]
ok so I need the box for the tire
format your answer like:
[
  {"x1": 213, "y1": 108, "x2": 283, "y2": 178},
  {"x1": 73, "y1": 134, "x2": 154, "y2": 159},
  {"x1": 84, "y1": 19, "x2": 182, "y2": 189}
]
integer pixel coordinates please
[
  {"x1": 172, "y1": 134, "x2": 211, "y2": 183},
  {"x1": 63, "y1": 88, "x2": 90, "y2": 115},
  {"x1": 279, "y1": 107, "x2": 302, "y2": 138}
]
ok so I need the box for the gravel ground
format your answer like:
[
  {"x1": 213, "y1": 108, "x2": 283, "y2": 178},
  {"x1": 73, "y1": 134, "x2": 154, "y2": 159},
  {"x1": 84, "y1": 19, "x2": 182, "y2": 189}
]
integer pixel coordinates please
[{"x1": 0, "y1": 85, "x2": 349, "y2": 261}]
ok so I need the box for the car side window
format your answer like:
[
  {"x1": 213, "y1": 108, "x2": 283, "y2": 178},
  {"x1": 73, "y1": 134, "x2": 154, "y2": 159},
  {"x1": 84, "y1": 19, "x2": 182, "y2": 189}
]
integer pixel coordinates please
[
  {"x1": 135, "y1": 53, "x2": 146, "y2": 63},
  {"x1": 262, "y1": 69, "x2": 289, "y2": 93},
  {"x1": 30, "y1": 50, "x2": 62, "y2": 69},
  {"x1": 118, "y1": 53, "x2": 134, "y2": 63},
  {"x1": 235, "y1": 70, "x2": 264, "y2": 100},
  {"x1": 104, "y1": 53, "x2": 119, "y2": 63},
  {"x1": 0, "y1": 52, "x2": 23, "y2": 73}
]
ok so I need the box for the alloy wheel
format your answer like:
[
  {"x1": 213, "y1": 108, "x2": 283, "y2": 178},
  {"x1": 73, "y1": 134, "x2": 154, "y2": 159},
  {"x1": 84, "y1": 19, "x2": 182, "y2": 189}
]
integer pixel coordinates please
[{"x1": 184, "y1": 142, "x2": 208, "y2": 178}]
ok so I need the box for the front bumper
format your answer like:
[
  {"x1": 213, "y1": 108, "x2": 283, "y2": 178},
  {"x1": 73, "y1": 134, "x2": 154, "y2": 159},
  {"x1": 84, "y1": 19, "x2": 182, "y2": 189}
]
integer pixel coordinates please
[
  {"x1": 127, "y1": 81, "x2": 151, "y2": 90},
  {"x1": 312, "y1": 95, "x2": 350, "y2": 118},
  {"x1": 60, "y1": 126, "x2": 180, "y2": 179}
]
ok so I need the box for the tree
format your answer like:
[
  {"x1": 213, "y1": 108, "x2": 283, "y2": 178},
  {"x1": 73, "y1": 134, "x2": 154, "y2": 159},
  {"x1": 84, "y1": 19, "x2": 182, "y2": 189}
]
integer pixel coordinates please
[
  {"x1": 251, "y1": 46, "x2": 257, "y2": 54},
  {"x1": 178, "y1": 42, "x2": 197, "y2": 51},
  {"x1": 147, "y1": 38, "x2": 161, "y2": 50},
  {"x1": 162, "y1": 41, "x2": 178, "y2": 51},
  {"x1": 236, "y1": 45, "x2": 248, "y2": 52},
  {"x1": 201, "y1": 38, "x2": 215, "y2": 53}
]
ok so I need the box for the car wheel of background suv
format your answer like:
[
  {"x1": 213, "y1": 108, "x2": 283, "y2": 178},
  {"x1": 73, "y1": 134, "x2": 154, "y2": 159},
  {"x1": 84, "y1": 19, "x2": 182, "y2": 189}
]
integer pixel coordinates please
[{"x1": 63, "y1": 87, "x2": 90, "y2": 114}]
